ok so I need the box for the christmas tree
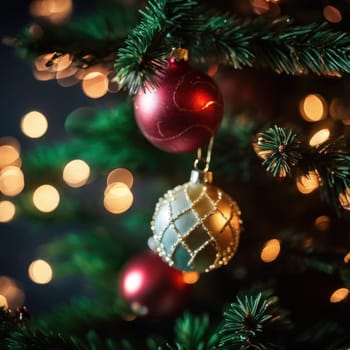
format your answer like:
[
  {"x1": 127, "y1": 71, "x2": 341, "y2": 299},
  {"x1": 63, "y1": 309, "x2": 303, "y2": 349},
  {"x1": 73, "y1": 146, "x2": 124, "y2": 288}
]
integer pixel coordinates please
[{"x1": 2, "y1": 0, "x2": 350, "y2": 348}]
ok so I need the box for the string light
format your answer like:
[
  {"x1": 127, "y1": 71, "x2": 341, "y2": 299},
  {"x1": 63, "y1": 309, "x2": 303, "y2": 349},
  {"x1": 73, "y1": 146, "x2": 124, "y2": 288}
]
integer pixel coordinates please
[
  {"x1": 51, "y1": 53, "x2": 72, "y2": 72},
  {"x1": 0, "y1": 137, "x2": 20, "y2": 169},
  {"x1": 0, "y1": 201, "x2": 16, "y2": 223},
  {"x1": 329, "y1": 288, "x2": 349, "y2": 303},
  {"x1": 296, "y1": 171, "x2": 320, "y2": 194},
  {"x1": 107, "y1": 168, "x2": 134, "y2": 188},
  {"x1": 338, "y1": 188, "x2": 350, "y2": 211},
  {"x1": 21, "y1": 111, "x2": 48, "y2": 138},
  {"x1": 104, "y1": 182, "x2": 134, "y2": 214},
  {"x1": 261, "y1": 239, "x2": 281, "y2": 263},
  {"x1": 0, "y1": 166, "x2": 25, "y2": 196},
  {"x1": 0, "y1": 276, "x2": 25, "y2": 308},
  {"x1": 207, "y1": 64, "x2": 219, "y2": 77},
  {"x1": 344, "y1": 252, "x2": 350, "y2": 264},
  {"x1": 33, "y1": 69, "x2": 56, "y2": 81},
  {"x1": 323, "y1": 5, "x2": 342, "y2": 23},
  {"x1": 0, "y1": 294, "x2": 8, "y2": 309},
  {"x1": 182, "y1": 271, "x2": 200, "y2": 284},
  {"x1": 309, "y1": 128, "x2": 330, "y2": 147},
  {"x1": 30, "y1": 0, "x2": 73, "y2": 24},
  {"x1": 28, "y1": 259, "x2": 53, "y2": 284},
  {"x1": 32, "y1": 184, "x2": 60, "y2": 213},
  {"x1": 82, "y1": 72, "x2": 108, "y2": 99},
  {"x1": 314, "y1": 215, "x2": 330, "y2": 231},
  {"x1": 63, "y1": 159, "x2": 90, "y2": 188},
  {"x1": 299, "y1": 94, "x2": 327, "y2": 122}
]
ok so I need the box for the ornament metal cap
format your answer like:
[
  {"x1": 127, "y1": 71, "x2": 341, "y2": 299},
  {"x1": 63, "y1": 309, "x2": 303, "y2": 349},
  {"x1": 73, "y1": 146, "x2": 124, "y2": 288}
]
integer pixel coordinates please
[{"x1": 190, "y1": 170, "x2": 213, "y2": 184}]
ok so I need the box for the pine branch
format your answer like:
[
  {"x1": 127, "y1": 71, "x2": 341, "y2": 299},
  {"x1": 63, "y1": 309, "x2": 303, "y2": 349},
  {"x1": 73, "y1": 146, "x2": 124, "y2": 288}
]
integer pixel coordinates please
[
  {"x1": 11, "y1": 7, "x2": 137, "y2": 68},
  {"x1": 40, "y1": 231, "x2": 131, "y2": 301},
  {"x1": 254, "y1": 125, "x2": 350, "y2": 212},
  {"x1": 10, "y1": 1, "x2": 350, "y2": 94},
  {"x1": 6, "y1": 328, "x2": 119, "y2": 350},
  {"x1": 115, "y1": 0, "x2": 350, "y2": 94},
  {"x1": 115, "y1": 0, "x2": 200, "y2": 94},
  {"x1": 35, "y1": 297, "x2": 130, "y2": 335},
  {"x1": 172, "y1": 312, "x2": 218, "y2": 350},
  {"x1": 218, "y1": 292, "x2": 292, "y2": 350},
  {"x1": 0, "y1": 308, "x2": 18, "y2": 348},
  {"x1": 22, "y1": 102, "x2": 191, "y2": 182}
]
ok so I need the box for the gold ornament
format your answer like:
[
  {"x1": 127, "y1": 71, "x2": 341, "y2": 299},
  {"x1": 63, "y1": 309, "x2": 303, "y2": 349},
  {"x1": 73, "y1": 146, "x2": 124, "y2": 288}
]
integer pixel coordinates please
[{"x1": 151, "y1": 170, "x2": 242, "y2": 273}]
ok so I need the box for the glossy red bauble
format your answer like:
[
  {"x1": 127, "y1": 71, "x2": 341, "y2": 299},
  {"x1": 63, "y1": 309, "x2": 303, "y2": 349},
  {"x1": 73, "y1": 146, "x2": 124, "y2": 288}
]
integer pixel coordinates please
[
  {"x1": 118, "y1": 251, "x2": 190, "y2": 317},
  {"x1": 134, "y1": 59, "x2": 224, "y2": 153}
]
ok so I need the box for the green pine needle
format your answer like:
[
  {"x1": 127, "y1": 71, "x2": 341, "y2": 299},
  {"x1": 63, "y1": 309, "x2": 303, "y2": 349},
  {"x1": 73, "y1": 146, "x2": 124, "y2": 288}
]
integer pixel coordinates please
[
  {"x1": 13, "y1": 7, "x2": 137, "y2": 67},
  {"x1": 6, "y1": 328, "x2": 119, "y2": 350},
  {"x1": 218, "y1": 292, "x2": 292, "y2": 350},
  {"x1": 254, "y1": 126, "x2": 350, "y2": 213},
  {"x1": 254, "y1": 125, "x2": 302, "y2": 178},
  {"x1": 115, "y1": 0, "x2": 199, "y2": 95},
  {"x1": 173, "y1": 312, "x2": 218, "y2": 350}
]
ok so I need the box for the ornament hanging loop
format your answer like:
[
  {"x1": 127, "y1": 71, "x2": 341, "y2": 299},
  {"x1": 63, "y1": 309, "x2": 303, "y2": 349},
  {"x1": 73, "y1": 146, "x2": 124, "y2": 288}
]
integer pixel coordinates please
[{"x1": 194, "y1": 136, "x2": 214, "y2": 173}]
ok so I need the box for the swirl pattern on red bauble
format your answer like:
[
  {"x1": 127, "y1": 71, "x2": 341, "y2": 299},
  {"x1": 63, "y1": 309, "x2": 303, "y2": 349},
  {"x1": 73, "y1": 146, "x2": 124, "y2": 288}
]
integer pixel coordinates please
[{"x1": 134, "y1": 59, "x2": 223, "y2": 153}]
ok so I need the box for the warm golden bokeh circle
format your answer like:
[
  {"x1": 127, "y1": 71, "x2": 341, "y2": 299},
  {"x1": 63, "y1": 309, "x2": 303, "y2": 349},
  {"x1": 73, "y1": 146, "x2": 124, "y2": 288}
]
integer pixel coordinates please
[
  {"x1": 28, "y1": 259, "x2": 53, "y2": 284},
  {"x1": 63, "y1": 159, "x2": 90, "y2": 188},
  {"x1": 32, "y1": 184, "x2": 60, "y2": 213},
  {"x1": 21, "y1": 111, "x2": 48, "y2": 138}
]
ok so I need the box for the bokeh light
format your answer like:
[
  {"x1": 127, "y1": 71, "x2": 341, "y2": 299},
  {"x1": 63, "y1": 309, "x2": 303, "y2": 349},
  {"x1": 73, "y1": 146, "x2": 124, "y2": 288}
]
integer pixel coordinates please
[
  {"x1": 344, "y1": 252, "x2": 350, "y2": 264},
  {"x1": 33, "y1": 69, "x2": 56, "y2": 81},
  {"x1": 52, "y1": 53, "x2": 72, "y2": 72},
  {"x1": 56, "y1": 66, "x2": 79, "y2": 87},
  {"x1": 0, "y1": 276, "x2": 25, "y2": 308},
  {"x1": 0, "y1": 294, "x2": 8, "y2": 309},
  {"x1": 107, "y1": 168, "x2": 134, "y2": 188},
  {"x1": 32, "y1": 184, "x2": 60, "y2": 213},
  {"x1": 207, "y1": 64, "x2": 219, "y2": 77},
  {"x1": 261, "y1": 238, "x2": 281, "y2": 263},
  {"x1": 338, "y1": 188, "x2": 350, "y2": 211},
  {"x1": 34, "y1": 53, "x2": 53, "y2": 72},
  {"x1": 250, "y1": 0, "x2": 280, "y2": 17},
  {"x1": 314, "y1": 215, "x2": 330, "y2": 231},
  {"x1": 0, "y1": 137, "x2": 20, "y2": 169},
  {"x1": 0, "y1": 166, "x2": 25, "y2": 196},
  {"x1": 104, "y1": 182, "x2": 133, "y2": 214},
  {"x1": 0, "y1": 201, "x2": 16, "y2": 223},
  {"x1": 330, "y1": 288, "x2": 349, "y2": 303},
  {"x1": 28, "y1": 259, "x2": 53, "y2": 284},
  {"x1": 21, "y1": 111, "x2": 48, "y2": 138},
  {"x1": 296, "y1": 171, "x2": 320, "y2": 194},
  {"x1": 63, "y1": 159, "x2": 90, "y2": 188},
  {"x1": 323, "y1": 5, "x2": 342, "y2": 23},
  {"x1": 182, "y1": 271, "x2": 200, "y2": 284},
  {"x1": 30, "y1": 0, "x2": 73, "y2": 24},
  {"x1": 300, "y1": 94, "x2": 327, "y2": 122},
  {"x1": 82, "y1": 72, "x2": 108, "y2": 98},
  {"x1": 309, "y1": 128, "x2": 330, "y2": 146}
]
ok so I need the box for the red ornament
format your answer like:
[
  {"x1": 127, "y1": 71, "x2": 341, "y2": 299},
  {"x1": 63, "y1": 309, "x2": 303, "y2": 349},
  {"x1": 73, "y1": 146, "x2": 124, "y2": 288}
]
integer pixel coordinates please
[
  {"x1": 134, "y1": 58, "x2": 224, "y2": 153},
  {"x1": 118, "y1": 251, "x2": 190, "y2": 317}
]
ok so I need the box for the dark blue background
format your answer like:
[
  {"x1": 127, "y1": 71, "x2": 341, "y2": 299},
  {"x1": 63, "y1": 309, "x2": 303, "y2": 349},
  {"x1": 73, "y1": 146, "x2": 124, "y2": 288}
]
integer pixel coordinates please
[{"x1": 0, "y1": 0, "x2": 118, "y2": 315}]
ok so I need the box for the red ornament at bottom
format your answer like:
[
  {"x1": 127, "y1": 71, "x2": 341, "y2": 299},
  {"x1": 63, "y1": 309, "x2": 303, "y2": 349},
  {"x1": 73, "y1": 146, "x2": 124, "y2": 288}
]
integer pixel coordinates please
[{"x1": 118, "y1": 251, "x2": 190, "y2": 317}]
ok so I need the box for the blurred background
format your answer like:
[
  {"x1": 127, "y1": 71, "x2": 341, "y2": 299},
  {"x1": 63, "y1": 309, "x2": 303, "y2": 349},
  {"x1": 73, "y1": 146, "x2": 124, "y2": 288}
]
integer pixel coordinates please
[
  {"x1": 2, "y1": 0, "x2": 350, "y2": 339},
  {"x1": 0, "y1": 0, "x2": 114, "y2": 315}
]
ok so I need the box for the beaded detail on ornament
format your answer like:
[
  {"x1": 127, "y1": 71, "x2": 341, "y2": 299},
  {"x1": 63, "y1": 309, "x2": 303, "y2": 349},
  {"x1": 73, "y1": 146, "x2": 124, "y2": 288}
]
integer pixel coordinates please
[{"x1": 151, "y1": 181, "x2": 242, "y2": 273}]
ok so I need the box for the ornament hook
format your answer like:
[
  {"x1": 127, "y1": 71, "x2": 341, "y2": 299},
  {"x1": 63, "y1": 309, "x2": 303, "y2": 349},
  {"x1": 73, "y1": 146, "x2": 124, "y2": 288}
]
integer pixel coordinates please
[{"x1": 194, "y1": 136, "x2": 214, "y2": 173}]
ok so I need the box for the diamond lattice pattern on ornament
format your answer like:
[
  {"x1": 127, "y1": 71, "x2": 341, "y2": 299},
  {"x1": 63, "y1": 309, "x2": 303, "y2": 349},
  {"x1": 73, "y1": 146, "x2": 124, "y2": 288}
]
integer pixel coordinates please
[{"x1": 152, "y1": 181, "x2": 241, "y2": 272}]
